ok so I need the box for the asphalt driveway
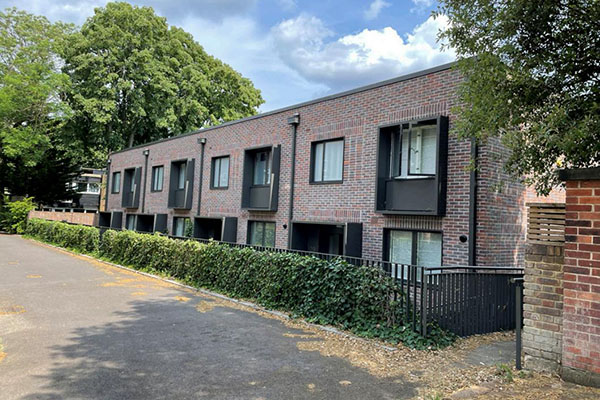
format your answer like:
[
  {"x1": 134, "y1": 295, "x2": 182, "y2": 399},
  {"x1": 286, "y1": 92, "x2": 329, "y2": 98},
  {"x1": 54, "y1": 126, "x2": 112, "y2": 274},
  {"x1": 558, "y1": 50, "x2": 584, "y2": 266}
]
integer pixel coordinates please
[{"x1": 0, "y1": 235, "x2": 415, "y2": 399}]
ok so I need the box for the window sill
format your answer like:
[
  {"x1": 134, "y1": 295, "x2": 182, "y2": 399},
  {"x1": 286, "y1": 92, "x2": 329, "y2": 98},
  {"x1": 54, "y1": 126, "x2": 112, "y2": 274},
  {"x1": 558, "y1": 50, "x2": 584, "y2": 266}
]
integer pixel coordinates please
[
  {"x1": 390, "y1": 175, "x2": 435, "y2": 181},
  {"x1": 209, "y1": 186, "x2": 229, "y2": 190},
  {"x1": 309, "y1": 180, "x2": 344, "y2": 185}
]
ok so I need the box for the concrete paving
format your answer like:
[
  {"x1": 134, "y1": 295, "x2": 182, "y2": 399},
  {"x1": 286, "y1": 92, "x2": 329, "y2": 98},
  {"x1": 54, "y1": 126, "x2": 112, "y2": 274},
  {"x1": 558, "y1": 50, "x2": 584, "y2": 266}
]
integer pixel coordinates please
[{"x1": 0, "y1": 235, "x2": 416, "y2": 399}]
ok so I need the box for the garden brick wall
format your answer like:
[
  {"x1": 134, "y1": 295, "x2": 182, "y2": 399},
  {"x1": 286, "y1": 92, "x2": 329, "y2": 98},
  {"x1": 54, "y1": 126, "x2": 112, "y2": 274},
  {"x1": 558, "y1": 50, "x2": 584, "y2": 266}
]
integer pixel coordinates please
[
  {"x1": 524, "y1": 168, "x2": 600, "y2": 387},
  {"x1": 523, "y1": 243, "x2": 564, "y2": 373},
  {"x1": 106, "y1": 64, "x2": 530, "y2": 267},
  {"x1": 561, "y1": 173, "x2": 600, "y2": 386}
]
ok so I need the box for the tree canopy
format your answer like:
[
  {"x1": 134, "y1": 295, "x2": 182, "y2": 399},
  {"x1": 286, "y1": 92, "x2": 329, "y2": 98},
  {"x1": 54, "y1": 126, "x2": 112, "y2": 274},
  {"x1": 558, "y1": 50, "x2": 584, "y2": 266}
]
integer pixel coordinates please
[
  {"x1": 0, "y1": 7, "x2": 78, "y2": 203},
  {"x1": 61, "y1": 2, "x2": 264, "y2": 161},
  {"x1": 437, "y1": 0, "x2": 600, "y2": 194}
]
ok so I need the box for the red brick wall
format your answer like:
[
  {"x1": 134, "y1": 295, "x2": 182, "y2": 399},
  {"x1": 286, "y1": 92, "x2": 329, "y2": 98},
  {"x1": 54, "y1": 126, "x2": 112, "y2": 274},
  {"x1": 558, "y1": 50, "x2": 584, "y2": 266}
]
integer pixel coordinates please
[
  {"x1": 106, "y1": 66, "x2": 528, "y2": 266},
  {"x1": 562, "y1": 179, "x2": 600, "y2": 377}
]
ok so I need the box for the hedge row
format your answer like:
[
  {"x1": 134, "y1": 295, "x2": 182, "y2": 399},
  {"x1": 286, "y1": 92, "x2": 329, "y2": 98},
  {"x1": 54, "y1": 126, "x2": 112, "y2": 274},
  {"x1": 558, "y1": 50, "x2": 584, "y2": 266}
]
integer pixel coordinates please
[{"x1": 25, "y1": 218, "x2": 454, "y2": 348}]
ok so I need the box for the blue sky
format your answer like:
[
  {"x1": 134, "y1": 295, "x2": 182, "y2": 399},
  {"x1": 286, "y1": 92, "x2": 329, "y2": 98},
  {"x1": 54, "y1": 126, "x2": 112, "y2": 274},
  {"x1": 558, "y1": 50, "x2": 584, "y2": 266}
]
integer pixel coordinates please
[{"x1": 0, "y1": 0, "x2": 455, "y2": 111}]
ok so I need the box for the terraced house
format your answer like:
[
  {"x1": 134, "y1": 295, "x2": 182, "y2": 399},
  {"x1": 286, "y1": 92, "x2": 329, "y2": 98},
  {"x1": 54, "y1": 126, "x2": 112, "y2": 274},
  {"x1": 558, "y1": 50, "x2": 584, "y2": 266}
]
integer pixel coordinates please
[{"x1": 100, "y1": 62, "x2": 538, "y2": 268}]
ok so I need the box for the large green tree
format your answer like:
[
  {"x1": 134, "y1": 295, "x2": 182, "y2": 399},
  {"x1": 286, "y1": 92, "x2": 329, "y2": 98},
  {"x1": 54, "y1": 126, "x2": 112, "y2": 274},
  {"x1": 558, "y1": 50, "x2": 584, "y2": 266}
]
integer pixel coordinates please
[
  {"x1": 0, "y1": 8, "x2": 78, "y2": 204},
  {"x1": 437, "y1": 0, "x2": 600, "y2": 194},
  {"x1": 62, "y1": 1, "x2": 264, "y2": 160}
]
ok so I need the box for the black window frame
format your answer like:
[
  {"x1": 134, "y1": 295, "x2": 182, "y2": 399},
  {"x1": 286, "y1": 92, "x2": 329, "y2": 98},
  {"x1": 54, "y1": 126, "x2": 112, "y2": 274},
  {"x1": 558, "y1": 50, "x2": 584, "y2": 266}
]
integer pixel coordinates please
[
  {"x1": 383, "y1": 228, "x2": 443, "y2": 267},
  {"x1": 247, "y1": 220, "x2": 276, "y2": 247},
  {"x1": 210, "y1": 155, "x2": 230, "y2": 190},
  {"x1": 251, "y1": 149, "x2": 271, "y2": 187},
  {"x1": 310, "y1": 137, "x2": 345, "y2": 184},
  {"x1": 151, "y1": 165, "x2": 164, "y2": 192},
  {"x1": 111, "y1": 171, "x2": 121, "y2": 194},
  {"x1": 125, "y1": 214, "x2": 137, "y2": 231}
]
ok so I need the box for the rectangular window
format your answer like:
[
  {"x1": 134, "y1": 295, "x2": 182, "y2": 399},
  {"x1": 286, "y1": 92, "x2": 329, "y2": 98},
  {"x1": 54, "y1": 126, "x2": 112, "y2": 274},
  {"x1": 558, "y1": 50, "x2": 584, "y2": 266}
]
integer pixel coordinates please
[
  {"x1": 125, "y1": 214, "x2": 136, "y2": 231},
  {"x1": 389, "y1": 121, "x2": 437, "y2": 178},
  {"x1": 252, "y1": 150, "x2": 271, "y2": 186},
  {"x1": 248, "y1": 221, "x2": 275, "y2": 247},
  {"x1": 312, "y1": 138, "x2": 344, "y2": 182},
  {"x1": 176, "y1": 161, "x2": 187, "y2": 189},
  {"x1": 152, "y1": 166, "x2": 164, "y2": 192},
  {"x1": 211, "y1": 156, "x2": 230, "y2": 189},
  {"x1": 88, "y1": 183, "x2": 100, "y2": 193},
  {"x1": 112, "y1": 172, "x2": 121, "y2": 193},
  {"x1": 173, "y1": 217, "x2": 191, "y2": 237},
  {"x1": 409, "y1": 123, "x2": 437, "y2": 175},
  {"x1": 388, "y1": 230, "x2": 442, "y2": 277}
]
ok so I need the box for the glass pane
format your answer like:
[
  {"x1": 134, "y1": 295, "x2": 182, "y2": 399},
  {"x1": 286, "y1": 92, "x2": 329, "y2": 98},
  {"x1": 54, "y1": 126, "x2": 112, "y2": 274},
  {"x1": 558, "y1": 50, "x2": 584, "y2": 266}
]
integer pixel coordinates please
[
  {"x1": 253, "y1": 152, "x2": 270, "y2": 185},
  {"x1": 77, "y1": 182, "x2": 87, "y2": 192},
  {"x1": 389, "y1": 231, "x2": 412, "y2": 265},
  {"x1": 410, "y1": 125, "x2": 436, "y2": 175},
  {"x1": 219, "y1": 157, "x2": 229, "y2": 187},
  {"x1": 178, "y1": 163, "x2": 186, "y2": 189},
  {"x1": 88, "y1": 183, "x2": 100, "y2": 193},
  {"x1": 313, "y1": 142, "x2": 324, "y2": 181},
  {"x1": 416, "y1": 232, "x2": 442, "y2": 267},
  {"x1": 250, "y1": 222, "x2": 264, "y2": 245},
  {"x1": 130, "y1": 172, "x2": 135, "y2": 192},
  {"x1": 390, "y1": 130, "x2": 401, "y2": 177},
  {"x1": 212, "y1": 159, "x2": 220, "y2": 187},
  {"x1": 264, "y1": 223, "x2": 275, "y2": 247},
  {"x1": 155, "y1": 167, "x2": 163, "y2": 191},
  {"x1": 174, "y1": 218, "x2": 184, "y2": 236},
  {"x1": 113, "y1": 173, "x2": 120, "y2": 192},
  {"x1": 400, "y1": 134, "x2": 409, "y2": 177},
  {"x1": 323, "y1": 140, "x2": 343, "y2": 181},
  {"x1": 126, "y1": 215, "x2": 135, "y2": 230}
]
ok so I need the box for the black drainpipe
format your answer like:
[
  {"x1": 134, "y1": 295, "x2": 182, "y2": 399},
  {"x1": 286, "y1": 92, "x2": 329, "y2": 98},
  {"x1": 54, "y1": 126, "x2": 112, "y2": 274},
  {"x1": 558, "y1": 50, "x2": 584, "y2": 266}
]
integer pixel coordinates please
[
  {"x1": 141, "y1": 149, "x2": 149, "y2": 213},
  {"x1": 468, "y1": 137, "x2": 478, "y2": 266},
  {"x1": 104, "y1": 159, "x2": 111, "y2": 211},
  {"x1": 197, "y1": 137, "x2": 207, "y2": 215},
  {"x1": 287, "y1": 113, "x2": 300, "y2": 248}
]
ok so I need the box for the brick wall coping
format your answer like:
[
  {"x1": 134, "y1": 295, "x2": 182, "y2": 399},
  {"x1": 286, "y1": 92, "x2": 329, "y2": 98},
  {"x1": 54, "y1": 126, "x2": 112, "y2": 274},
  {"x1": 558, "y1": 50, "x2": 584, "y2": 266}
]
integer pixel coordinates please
[
  {"x1": 108, "y1": 61, "x2": 456, "y2": 157},
  {"x1": 558, "y1": 166, "x2": 600, "y2": 181}
]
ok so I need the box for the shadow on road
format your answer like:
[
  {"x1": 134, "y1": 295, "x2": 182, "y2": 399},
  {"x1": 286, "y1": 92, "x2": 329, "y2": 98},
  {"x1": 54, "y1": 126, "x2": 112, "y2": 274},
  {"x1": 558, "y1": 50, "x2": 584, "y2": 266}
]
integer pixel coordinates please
[{"x1": 22, "y1": 297, "x2": 416, "y2": 400}]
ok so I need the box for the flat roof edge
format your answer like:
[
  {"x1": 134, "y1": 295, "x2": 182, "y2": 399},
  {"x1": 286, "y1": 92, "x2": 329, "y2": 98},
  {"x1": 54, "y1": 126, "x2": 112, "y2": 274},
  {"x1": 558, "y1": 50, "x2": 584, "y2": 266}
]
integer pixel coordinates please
[{"x1": 109, "y1": 61, "x2": 457, "y2": 157}]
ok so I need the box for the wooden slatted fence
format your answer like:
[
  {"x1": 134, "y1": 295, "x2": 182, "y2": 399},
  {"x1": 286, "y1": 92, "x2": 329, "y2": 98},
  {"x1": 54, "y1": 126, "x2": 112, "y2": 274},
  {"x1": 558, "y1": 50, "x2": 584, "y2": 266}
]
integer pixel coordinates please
[{"x1": 527, "y1": 203, "x2": 565, "y2": 245}]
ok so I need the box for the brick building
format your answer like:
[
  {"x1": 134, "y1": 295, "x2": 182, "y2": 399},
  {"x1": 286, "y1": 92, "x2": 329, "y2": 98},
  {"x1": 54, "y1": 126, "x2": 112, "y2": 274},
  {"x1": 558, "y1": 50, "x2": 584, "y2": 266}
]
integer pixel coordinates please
[{"x1": 100, "y1": 62, "x2": 534, "y2": 267}]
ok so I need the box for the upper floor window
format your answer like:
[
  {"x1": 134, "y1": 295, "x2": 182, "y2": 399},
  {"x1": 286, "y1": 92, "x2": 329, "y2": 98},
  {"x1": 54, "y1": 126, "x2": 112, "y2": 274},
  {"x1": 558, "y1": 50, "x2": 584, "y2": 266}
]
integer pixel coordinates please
[
  {"x1": 174, "y1": 161, "x2": 187, "y2": 189},
  {"x1": 248, "y1": 221, "x2": 275, "y2": 247},
  {"x1": 152, "y1": 166, "x2": 164, "y2": 192},
  {"x1": 252, "y1": 150, "x2": 271, "y2": 186},
  {"x1": 389, "y1": 120, "x2": 437, "y2": 178},
  {"x1": 311, "y1": 138, "x2": 344, "y2": 183},
  {"x1": 211, "y1": 156, "x2": 230, "y2": 189},
  {"x1": 111, "y1": 172, "x2": 121, "y2": 193},
  {"x1": 76, "y1": 182, "x2": 100, "y2": 194}
]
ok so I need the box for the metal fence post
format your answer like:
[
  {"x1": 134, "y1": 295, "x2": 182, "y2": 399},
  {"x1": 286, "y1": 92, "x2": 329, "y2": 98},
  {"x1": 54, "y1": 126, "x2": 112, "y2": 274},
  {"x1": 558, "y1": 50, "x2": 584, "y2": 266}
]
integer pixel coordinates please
[{"x1": 511, "y1": 277, "x2": 524, "y2": 370}]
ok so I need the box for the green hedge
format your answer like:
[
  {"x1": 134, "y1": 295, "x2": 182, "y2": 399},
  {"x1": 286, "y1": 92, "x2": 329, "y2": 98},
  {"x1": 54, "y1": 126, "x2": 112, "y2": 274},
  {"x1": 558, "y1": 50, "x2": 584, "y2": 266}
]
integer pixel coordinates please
[{"x1": 25, "y1": 218, "x2": 454, "y2": 348}]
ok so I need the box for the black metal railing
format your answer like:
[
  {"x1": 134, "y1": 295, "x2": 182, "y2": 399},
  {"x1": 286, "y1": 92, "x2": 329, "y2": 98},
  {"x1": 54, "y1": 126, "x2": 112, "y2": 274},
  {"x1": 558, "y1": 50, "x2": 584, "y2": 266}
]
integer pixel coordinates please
[
  {"x1": 90, "y1": 225, "x2": 526, "y2": 337},
  {"x1": 166, "y1": 234, "x2": 523, "y2": 337}
]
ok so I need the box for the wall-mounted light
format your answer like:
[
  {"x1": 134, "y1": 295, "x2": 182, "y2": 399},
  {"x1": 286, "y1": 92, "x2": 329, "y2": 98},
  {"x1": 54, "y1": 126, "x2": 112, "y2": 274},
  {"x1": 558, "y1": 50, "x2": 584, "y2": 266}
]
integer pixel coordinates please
[
  {"x1": 459, "y1": 235, "x2": 468, "y2": 243},
  {"x1": 107, "y1": 159, "x2": 112, "y2": 164},
  {"x1": 287, "y1": 113, "x2": 300, "y2": 126},
  {"x1": 143, "y1": 149, "x2": 149, "y2": 156},
  {"x1": 198, "y1": 137, "x2": 207, "y2": 144}
]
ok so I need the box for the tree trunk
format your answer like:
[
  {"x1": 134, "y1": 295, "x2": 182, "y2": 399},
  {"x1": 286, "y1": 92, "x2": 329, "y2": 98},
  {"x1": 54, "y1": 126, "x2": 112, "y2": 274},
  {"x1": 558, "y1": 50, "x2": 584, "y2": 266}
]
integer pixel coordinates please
[{"x1": 128, "y1": 132, "x2": 135, "y2": 148}]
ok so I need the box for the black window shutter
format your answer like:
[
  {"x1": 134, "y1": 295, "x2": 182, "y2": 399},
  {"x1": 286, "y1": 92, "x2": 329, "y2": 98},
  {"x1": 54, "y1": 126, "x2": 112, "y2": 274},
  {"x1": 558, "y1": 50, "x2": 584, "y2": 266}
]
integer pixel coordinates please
[
  {"x1": 184, "y1": 158, "x2": 195, "y2": 209},
  {"x1": 133, "y1": 167, "x2": 142, "y2": 208},
  {"x1": 269, "y1": 146, "x2": 281, "y2": 211},
  {"x1": 344, "y1": 223, "x2": 363, "y2": 258}
]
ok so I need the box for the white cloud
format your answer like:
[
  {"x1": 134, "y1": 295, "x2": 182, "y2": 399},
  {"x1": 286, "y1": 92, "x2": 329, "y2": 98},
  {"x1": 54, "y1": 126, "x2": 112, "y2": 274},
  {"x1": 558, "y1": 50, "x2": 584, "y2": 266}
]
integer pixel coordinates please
[
  {"x1": 364, "y1": 0, "x2": 391, "y2": 21},
  {"x1": 411, "y1": 0, "x2": 435, "y2": 13},
  {"x1": 277, "y1": 0, "x2": 297, "y2": 11},
  {"x1": 271, "y1": 14, "x2": 455, "y2": 92}
]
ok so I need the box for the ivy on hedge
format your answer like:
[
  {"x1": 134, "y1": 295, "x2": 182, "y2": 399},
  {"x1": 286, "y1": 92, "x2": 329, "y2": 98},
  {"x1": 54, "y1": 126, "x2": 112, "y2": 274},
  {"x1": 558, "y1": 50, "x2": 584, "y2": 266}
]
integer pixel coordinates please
[{"x1": 25, "y1": 218, "x2": 455, "y2": 349}]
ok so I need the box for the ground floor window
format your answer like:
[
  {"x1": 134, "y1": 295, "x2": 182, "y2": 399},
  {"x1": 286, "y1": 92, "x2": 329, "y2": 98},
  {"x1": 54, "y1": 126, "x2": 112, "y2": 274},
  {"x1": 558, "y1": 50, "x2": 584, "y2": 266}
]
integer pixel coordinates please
[
  {"x1": 248, "y1": 221, "x2": 275, "y2": 247},
  {"x1": 125, "y1": 214, "x2": 136, "y2": 231},
  {"x1": 388, "y1": 230, "x2": 442, "y2": 268},
  {"x1": 173, "y1": 217, "x2": 192, "y2": 237}
]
